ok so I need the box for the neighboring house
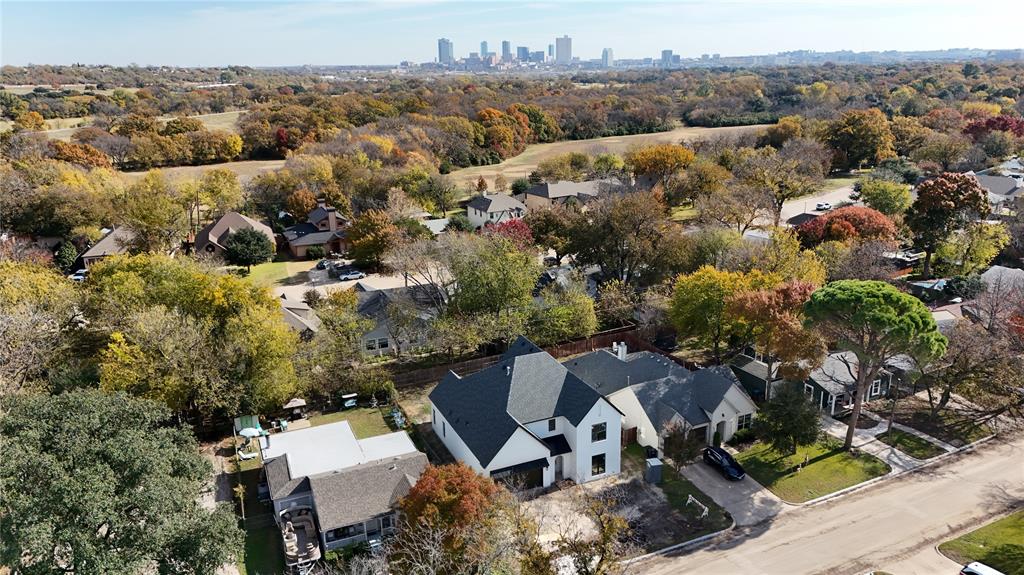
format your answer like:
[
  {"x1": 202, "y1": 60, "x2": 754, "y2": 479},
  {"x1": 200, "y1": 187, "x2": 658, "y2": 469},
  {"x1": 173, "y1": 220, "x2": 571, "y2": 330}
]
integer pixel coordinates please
[
  {"x1": 422, "y1": 218, "x2": 450, "y2": 236},
  {"x1": 465, "y1": 193, "x2": 526, "y2": 229},
  {"x1": 971, "y1": 173, "x2": 1024, "y2": 214},
  {"x1": 729, "y1": 351, "x2": 784, "y2": 402},
  {"x1": 429, "y1": 336, "x2": 623, "y2": 489},
  {"x1": 283, "y1": 199, "x2": 349, "y2": 258},
  {"x1": 194, "y1": 211, "x2": 276, "y2": 256},
  {"x1": 734, "y1": 351, "x2": 892, "y2": 416},
  {"x1": 533, "y1": 264, "x2": 600, "y2": 298},
  {"x1": 279, "y1": 295, "x2": 321, "y2": 339},
  {"x1": 518, "y1": 179, "x2": 619, "y2": 210},
  {"x1": 962, "y1": 265, "x2": 1024, "y2": 328},
  {"x1": 260, "y1": 421, "x2": 427, "y2": 565},
  {"x1": 564, "y1": 343, "x2": 757, "y2": 451},
  {"x1": 355, "y1": 284, "x2": 439, "y2": 356},
  {"x1": 80, "y1": 227, "x2": 135, "y2": 268}
]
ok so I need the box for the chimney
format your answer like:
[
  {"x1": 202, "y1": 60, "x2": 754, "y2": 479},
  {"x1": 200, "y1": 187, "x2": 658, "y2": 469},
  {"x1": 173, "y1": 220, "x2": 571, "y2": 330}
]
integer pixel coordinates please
[
  {"x1": 617, "y1": 342, "x2": 627, "y2": 361},
  {"x1": 327, "y1": 207, "x2": 337, "y2": 231},
  {"x1": 316, "y1": 197, "x2": 326, "y2": 208}
]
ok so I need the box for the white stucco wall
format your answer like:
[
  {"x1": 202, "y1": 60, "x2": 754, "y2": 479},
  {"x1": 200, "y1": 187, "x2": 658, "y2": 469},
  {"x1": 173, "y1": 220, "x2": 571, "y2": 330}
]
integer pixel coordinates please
[
  {"x1": 707, "y1": 386, "x2": 758, "y2": 443},
  {"x1": 484, "y1": 427, "x2": 552, "y2": 483},
  {"x1": 430, "y1": 403, "x2": 484, "y2": 472},
  {"x1": 606, "y1": 389, "x2": 659, "y2": 450}
]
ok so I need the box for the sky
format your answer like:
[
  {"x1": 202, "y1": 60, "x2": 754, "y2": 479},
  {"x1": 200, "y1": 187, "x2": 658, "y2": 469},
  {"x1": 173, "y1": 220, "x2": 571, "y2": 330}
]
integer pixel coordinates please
[{"x1": 2, "y1": 0, "x2": 1022, "y2": 67}]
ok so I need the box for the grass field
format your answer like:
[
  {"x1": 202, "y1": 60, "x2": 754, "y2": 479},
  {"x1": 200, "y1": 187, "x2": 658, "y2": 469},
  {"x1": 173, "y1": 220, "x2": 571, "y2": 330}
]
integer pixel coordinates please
[
  {"x1": 938, "y1": 509, "x2": 1024, "y2": 575},
  {"x1": 0, "y1": 84, "x2": 142, "y2": 95},
  {"x1": 0, "y1": 110, "x2": 246, "y2": 142},
  {"x1": 447, "y1": 124, "x2": 769, "y2": 188},
  {"x1": 308, "y1": 407, "x2": 393, "y2": 439},
  {"x1": 874, "y1": 428, "x2": 946, "y2": 460},
  {"x1": 232, "y1": 260, "x2": 316, "y2": 288},
  {"x1": 122, "y1": 159, "x2": 286, "y2": 183},
  {"x1": 735, "y1": 441, "x2": 891, "y2": 503}
]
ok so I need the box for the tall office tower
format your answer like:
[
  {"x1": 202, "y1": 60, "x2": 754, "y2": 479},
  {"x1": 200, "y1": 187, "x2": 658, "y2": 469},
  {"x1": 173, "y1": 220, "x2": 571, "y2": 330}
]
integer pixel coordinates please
[
  {"x1": 602, "y1": 48, "x2": 615, "y2": 68},
  {"x1": 661, "y1": 49, "x2": 673, "y2": 67},
  {"x1": 555, "y1": 35, "x2": 572, "y2": 64},
  {"x1": 480, "y1": 41, "x2": 488, "y2": 57},
  {"x1": 517, "y1": 46, "x2": 529, "y2": 61},
  {"x1": 437, "y1": 38, "x2": 454, "y2": 66},
  {"x1": 501, "y1": 40, "x2": 511, "y2": 61},
  {"x1": 548, "y1": 44, "x2": 555, "y2": 58}
]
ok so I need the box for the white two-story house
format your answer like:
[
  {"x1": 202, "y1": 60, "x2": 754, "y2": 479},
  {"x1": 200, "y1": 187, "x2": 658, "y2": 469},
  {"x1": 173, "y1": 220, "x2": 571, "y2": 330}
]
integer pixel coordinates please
[
  {"x1": 465, "y1": 193, "x2": 527, "y2": 230},
  {"x1": 429, "y1": 337, "x2": 622, "y2": 488}
]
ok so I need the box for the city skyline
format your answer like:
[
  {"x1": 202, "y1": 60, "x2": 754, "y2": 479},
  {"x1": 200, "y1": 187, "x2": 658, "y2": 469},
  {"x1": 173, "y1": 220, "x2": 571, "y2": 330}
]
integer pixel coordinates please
[{"x1": 3, "y1": 0, "x2": 1023, "y2": 67}]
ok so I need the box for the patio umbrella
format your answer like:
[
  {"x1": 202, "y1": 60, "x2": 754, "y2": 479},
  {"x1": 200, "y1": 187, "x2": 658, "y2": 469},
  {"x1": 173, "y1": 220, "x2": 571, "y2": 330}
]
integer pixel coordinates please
[
  {"x1": 239, "y1": 427, "x2": 261, "y2": 438},
  {"x1": 283, "y1": 397, "x2": 307, "y2": 410}
]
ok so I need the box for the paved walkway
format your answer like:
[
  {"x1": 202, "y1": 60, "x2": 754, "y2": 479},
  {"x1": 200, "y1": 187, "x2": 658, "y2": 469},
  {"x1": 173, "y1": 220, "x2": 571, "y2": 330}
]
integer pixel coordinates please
[
  {"x1": 860, "y1": 409, "x2": 959, "y2": 452},
  {"x1": 680, "y1": 461, "x2": 793, "y2": 526},
  {"x1": 821, "y1": 416, "x2": 923, "y2": 473}
]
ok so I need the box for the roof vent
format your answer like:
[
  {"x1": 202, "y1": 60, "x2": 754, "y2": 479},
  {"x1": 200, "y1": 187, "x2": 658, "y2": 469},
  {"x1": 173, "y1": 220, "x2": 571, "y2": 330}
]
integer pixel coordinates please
[
  {"x1": 388, "y1": 463, "x2": 397, "y2": 471},
  {"x1": 505, "y1": 365, "x2": 512, "y2": 376}
]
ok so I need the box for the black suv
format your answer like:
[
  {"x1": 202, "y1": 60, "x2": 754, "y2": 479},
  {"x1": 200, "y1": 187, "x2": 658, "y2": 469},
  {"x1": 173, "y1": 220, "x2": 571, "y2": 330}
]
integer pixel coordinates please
[{"x1": 702, "y1": 446, "x2": 746, "y2": 481}]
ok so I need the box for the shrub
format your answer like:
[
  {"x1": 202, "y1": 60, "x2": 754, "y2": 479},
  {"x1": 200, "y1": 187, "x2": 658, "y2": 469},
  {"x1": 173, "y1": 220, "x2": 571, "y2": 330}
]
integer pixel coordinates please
[{"x1": 306, "y1": 246, "x2": 325, "y2": 260}]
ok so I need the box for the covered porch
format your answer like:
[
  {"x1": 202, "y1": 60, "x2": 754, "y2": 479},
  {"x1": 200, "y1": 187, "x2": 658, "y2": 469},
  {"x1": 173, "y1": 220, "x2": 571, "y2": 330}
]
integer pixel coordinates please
[{"x1": 322, "y1": 512, "x2": 398, "y2": 551}]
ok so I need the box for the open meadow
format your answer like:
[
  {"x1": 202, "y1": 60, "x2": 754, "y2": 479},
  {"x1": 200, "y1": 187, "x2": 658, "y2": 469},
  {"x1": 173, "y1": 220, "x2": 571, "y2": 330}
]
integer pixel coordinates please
[{"x1": 447, "y1": 123, "x2": 768, "y2": 187}]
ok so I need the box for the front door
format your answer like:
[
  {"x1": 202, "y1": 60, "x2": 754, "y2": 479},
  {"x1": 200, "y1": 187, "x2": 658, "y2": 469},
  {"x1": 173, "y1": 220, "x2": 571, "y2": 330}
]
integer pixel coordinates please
[
  {"x1": 714, "y1": 421, "x2": 726, "y2": 446},
  {"x1": 554, "y1": 455, "x2": 564, "y2": 481}
]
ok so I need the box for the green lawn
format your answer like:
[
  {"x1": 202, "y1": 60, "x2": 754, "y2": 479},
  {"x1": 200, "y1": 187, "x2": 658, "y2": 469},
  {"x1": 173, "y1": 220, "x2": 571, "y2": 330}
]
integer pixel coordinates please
[
  {"x1": 670, "y1": 205, "x2": 698, "y2": 222},
  {"x1": 735, "y1": 441, "x2": 890, "y2": 503},
  {"x1": 868, "y1": 398, "x2": 991, "y2": 448},
  {"x1": 236, "y1": 260, "x2": 316, "y2": 288},
  {"x1": 939, "y1": 509, "x2": 1024, "y2": 575},
  {"x1": 238, "y1": 522, "x2": 284, "y2": 575},
  {"x1": 822, "y1": 176, "x2": 859, "y2": 192},
  {"x1": 308, "y1": 407, "x2": 392, "y2": 439},
  {"x1": 874, "y1": 428, "x2": 946, "y2": 460}
]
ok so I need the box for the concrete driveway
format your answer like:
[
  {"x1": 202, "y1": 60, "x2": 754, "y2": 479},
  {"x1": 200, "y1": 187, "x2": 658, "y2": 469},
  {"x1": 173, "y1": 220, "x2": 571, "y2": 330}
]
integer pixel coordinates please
[
  {"x1": 777, "y1": 185, "x2": 858, "y2": 225},
  {"x1": 680, "y1": 460, "x2": 793, "y2": 527}
]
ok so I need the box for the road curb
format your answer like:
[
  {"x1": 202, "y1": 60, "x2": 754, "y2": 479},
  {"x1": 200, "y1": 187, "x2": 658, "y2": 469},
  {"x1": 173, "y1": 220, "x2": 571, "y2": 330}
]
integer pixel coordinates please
[{"x1": 622, "y1": 519, "x2": 736, "y2": 565}]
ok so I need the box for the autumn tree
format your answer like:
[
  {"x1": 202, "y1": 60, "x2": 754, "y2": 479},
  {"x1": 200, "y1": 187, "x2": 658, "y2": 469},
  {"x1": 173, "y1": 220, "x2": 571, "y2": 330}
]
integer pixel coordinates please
[
  {"x1": 0, "y1": 390, "x2": 242, "y2": 575},
  {"x1": 797, "y1": 206, "x2": 897, "y2": 247},
  {"x1": 14, "y1": 110, "x2": 45, "y2": 131},
  {"x1": 907, "y1": 172, "x2": 990, "y2": 278},
  {"x1": 696, "y1": 183, "x2": 772, "y2": 233},
  {"x1": 804, "y1": 280, "x2": 947, "y2": 449},
  {"x1": 624, "y1": 143, "x2": 695, "y2": 188},
  {"x1": 529, "y1": 277, "x2": 598, "y2": 345},
  {"x1": 729, "y1": 281, "x2": 824, "y2": 400},
  {"x1": 116, "y1": 170, "x2": 188, "y2": 254},
  {"x1": 476, "y1": 176, "x2": 489, "y2": 193},
  {"x1": 524, "y1": 205, "x2": 576, "y2": 264},
  {"x1": 670, "y1": 266, "x2": 772, "y2": 363},
  {"x1": 416, "y1": 174, "x2": 458, "y2": 215},
  {"x1": 224, "y1": 228, "x2": 275, "y2": 271},
  {"x1": 735, "y1": 143, "x2": 825, "y2": 226},
  {"x1": 570, "y1": 191, "x2": 691, "y2": 287},
  {"x1": 669, "y1": 157, "x2": 731, "y2": 205},
  {"x1": 555, "y1": 489, "x2": 633, "y2": 575},
  {"x1": 349, "y1": 209, "x2": 400, "y2": 269},
  {"x1": 935, "y1": 221, "x2": 1010, "y2": 277},
  {"x1": 596, "y1": 279, "x2": 636, "y2": 328},
  {"x1": 484, "y1": 218, "x2": 534, "y2": 250},
  {"x1": 823, "y1": 108, "x2": 896, "y2": 170}
]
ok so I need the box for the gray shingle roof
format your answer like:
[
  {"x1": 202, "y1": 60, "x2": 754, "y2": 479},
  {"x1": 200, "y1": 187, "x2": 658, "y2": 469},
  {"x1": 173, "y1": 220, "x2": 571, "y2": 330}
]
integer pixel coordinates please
[
  {"x1": 81, "y1": 227, "x2": 134, "y2": 260},
  {"x1": 309, "y1": 452, "x2": 427, "y2": 531},
  {"x1": 975, "y1": 174, "x2": 1022, "y2": 201},
  {"x1": 195, "y1": 212, "x2": 275, "y2": 253},
  {"x1": 429, "y1": 337, "x2": 605, "y2": 467},
  {"x1": 563, "y1": 349, "x2": 675, "y2": 394},
  {"x1": 466, "y1": 193, "x2": 526, "y2": 214},
  {"x1": 628, "y1": 366, "x2": 739, "y2": 429},
  {"x1": 524, "y1": 180, "x2": 616, "y2": 200},
  {"x1": 264, "y1": 456, "x2": 310, "y2": 500},
  {"x1": 809, "y1": 351, "x2": 860, "y2": 396}
]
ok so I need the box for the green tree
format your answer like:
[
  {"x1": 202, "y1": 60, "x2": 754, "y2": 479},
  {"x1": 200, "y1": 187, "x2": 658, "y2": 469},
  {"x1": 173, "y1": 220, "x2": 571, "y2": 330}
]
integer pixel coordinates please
[
  {"x1": 907, "y1": 172, "x2": 990, "y2": 278},
  {"x1": 529, "y1": 278, "x2": 598, "y2": 345},
  {"x1": 824, "y1": 108, "x2": 896, "y2": 170},
  {"x1": 348, "y1": 209, "x2": 400, "y2": 269},
  {"x1": 224, "y1": 228, "x2": 274, "y2": 271},
  {"x1": 804, "y1": 280, "x2": 947, "y2": 449},
  {"x1": 859, "y1": 178, "x2": 912, "y2": 217},
  {"x1": 524, "y1": 205, "x2": 576, "y2": 264},
  {"x1": 53, "y1": 241, "x2": 79, "y2": 273},
  {"x1": 117, "y1": 170, "x2": 188, "y2": 254},
  {"x1": 670, "y1": 266, "x2": 773, "y2": 362},
  {"x1": 416, "y1": 174, "x2": 458, "y2": 215},
  {"x1": 752, "y1": 382, "x2": 821, "y2": 454},
  {"x1": 935, "y1": 221, "x2": 1010, "y2": 276},
  {"x1": 736, "y1": 145, "x2": 824, "y2": 227},
  {"x1": 0, "y1": 390, "x2": 242, "y2": 575}
]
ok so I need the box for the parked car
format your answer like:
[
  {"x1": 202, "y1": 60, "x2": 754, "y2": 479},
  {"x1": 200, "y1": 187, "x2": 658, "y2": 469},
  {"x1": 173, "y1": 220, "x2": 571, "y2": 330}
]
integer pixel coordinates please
[
  {"x1": 315, "y1": 259, "x2": 329, "y2": 270},
  {"x1": 960, "y1": 562, "x2": 1006, "y2": 575},
  {"x1": 703, "y1": 446, "x2": 746, "y2": 481},
  {"x1": 543, "y1": 256, "x2": 560, "y2": 267},
  {"x1": 815, "y1": 202, "x2": 833, "y2": 211},
  {"x1": 338, "y1": 270, "x2": 366, "y2": 281},
  {"x1": 67, "y1": 269, "x2": 87, "y2": 282},
  {"x1": 849, "y1": 190, "x2": 862, "y2": 200}
]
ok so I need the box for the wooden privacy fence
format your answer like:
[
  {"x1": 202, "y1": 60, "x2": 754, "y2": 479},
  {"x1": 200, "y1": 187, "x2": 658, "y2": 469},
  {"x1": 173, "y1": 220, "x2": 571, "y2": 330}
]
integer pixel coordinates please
[{"x1": 389, "y1": 325, "x2": 659, "y2": 388}]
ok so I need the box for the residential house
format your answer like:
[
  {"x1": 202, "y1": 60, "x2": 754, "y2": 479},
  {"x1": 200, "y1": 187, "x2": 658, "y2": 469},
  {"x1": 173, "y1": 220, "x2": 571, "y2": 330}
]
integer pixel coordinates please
[
  {"x1": 283, "y1": 199, "x2": 349, "y2": 258},
  {"x1": 465, "y1": 193, "x2": 526, "y2": 229},
  {"x1": 517, "y1": 180, "x2": 619, "y2": 210},
  {"x1": 80, "y1": 227, "x2": 135, "y2": 268},
  {"x1": 422, "y1": 218, "x2": 450, "y2": 236},
  {"x1": 962, "y1": 265, "x2": 1024, "y2": 328},
  {"x1": 260, "y1": 421, "x2": 427, "y2": 565},
  {"x1": 429, "y1": 337, "x2": 622, "y2": 488},
  {"x1": 279, "y1": 295, "x2": 321, "y2": 339},
  {"x1": 194, "y1": 211, "x2": 276, "y2": 256},
  {"x1": 564, "y1": 343, "x2": 757, "y2": 451},
  {"x1": 732, "y1": 350, "x2": 893, "y2": 416},
  {"x1": 970, "y1": 173, "x2": 1024, "y2": 215},
  {"x1": 355, "y1": 284, "x2": 440, "y2": 356}
]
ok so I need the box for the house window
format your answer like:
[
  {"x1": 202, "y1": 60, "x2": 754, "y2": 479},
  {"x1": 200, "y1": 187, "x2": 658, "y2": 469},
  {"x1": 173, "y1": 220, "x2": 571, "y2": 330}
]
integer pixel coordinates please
[
  {"x1": 737, "y1": 413, "x2": 753, "y2": 430},
  {"x1": 325, "y1": 523, "x2": 365, "y2": 542},
  {"x1": 381, "y1": 514, "x2": 394, "y2": 530},
  {"x1": 442, "y1": 421, "x2": 446, "y2": 437},
  {"x1": 377, "y1": 338, "x2": 390, "y2": 349},
  {"x1": 870, "y1": 379, "x2": 882, "y2": 397},
  {"x1": 432, "y1": 409, "x2": 436, "y2": 426},
  {"x1": 365, "y1": 339, "x2": 377, "y2": 351},
  {"x1": 803, "y1": 384, "x2": 815, "y2": 398},
  {"x1": 591, "y1": 422, "x2": 607, "y2": 442},
  {"x1": 591, "y1": 453, "x2": 606, "y2": 476},
  {"x1": 548, "y1": 419, "x2": 556, "y2": 432}
]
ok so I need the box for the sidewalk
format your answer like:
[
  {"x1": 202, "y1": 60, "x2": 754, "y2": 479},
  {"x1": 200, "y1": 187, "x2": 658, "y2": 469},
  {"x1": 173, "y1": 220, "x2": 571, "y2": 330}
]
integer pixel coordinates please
[
  {"x1": 860, "y1": 409, "x2": 958, "y2": 452},
  {"x1": 821, "y1": 416, "x2": 922, "y2": 473}
]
